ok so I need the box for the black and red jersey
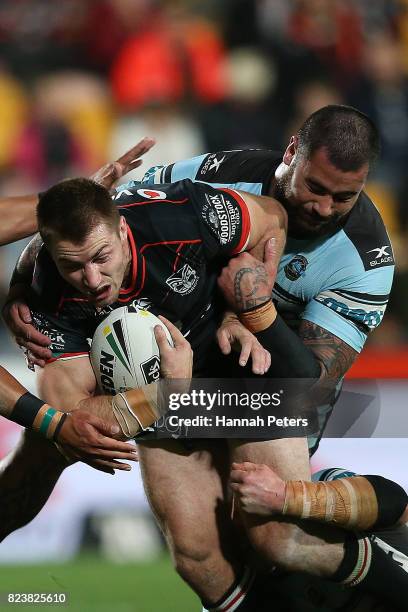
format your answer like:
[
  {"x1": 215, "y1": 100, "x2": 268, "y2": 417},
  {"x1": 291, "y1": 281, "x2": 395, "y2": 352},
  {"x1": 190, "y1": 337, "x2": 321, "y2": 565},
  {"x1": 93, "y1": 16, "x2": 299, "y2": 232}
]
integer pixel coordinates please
[{"x1": 29, "y1": 179, "x2": 250, "y2": 372}]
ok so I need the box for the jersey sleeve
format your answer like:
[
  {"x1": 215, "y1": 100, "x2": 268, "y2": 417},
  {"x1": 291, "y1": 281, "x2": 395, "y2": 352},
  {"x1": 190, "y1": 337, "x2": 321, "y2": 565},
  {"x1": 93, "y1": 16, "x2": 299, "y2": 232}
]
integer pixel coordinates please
[
  {"x1": 140, "y1": 150, "x2": 275, "y2": 196},
  {"x1": 184, "y1": 180, "x2": 251, "y2": 258},
  {"x1": 141, "y1": 154, "x2": 207, "y2": 184},
  {"x1": 301, "y1": 265, "x2": 394, "y2": 352}
]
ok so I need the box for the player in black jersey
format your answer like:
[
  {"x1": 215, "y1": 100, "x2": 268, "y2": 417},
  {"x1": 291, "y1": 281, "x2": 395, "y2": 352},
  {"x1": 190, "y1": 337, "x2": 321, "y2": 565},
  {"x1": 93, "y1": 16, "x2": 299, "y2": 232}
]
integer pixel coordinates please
[
  {"x1": 0, "y1": 173, "x2": 286, "y2": 545},
  {"x1": 0, "y1": 141, "x2": 165, "y2": 472}
]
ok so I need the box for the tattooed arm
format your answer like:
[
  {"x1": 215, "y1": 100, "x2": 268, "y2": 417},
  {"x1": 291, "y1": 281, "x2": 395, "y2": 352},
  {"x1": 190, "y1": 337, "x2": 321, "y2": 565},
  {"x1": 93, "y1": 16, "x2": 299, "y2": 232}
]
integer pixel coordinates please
[
  {"x1": 298, "y1": 320, "x2": 358, "y2": 381},
  {"x1": 218, "y1": 243, "x2": 338, "y2": 379}
]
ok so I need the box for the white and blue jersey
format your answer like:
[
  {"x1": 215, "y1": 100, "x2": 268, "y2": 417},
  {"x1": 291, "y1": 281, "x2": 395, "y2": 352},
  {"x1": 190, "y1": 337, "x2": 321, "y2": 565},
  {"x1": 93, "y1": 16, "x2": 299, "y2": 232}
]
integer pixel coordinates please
[{"x1": 139, "y1": 149, "x2": 394, "y2": 354}]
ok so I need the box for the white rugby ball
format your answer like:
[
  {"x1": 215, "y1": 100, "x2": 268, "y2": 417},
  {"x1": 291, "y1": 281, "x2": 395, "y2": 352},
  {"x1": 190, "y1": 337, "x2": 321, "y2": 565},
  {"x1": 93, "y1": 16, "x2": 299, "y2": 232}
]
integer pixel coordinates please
[{"x1": 90, "y1": 307, "x2": 173, "y2": 395}]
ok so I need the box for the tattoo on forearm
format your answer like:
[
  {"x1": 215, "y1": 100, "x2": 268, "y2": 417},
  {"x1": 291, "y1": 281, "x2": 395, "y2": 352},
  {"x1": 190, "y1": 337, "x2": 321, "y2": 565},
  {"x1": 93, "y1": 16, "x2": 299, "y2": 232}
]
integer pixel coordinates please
[
  {"x1": 299, "y1": 320, "x2": 358, "y2": 380},
  {"x1": 233, "y1": 265, "x2": 271, "y2": 311}
]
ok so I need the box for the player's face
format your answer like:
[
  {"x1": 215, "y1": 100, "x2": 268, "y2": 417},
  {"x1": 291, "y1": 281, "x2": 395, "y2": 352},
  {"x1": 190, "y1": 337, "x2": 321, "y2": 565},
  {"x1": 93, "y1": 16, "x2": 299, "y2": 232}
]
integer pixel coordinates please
[
  {"x1": 275, "y1": 143, "x2": 369, "y2": 238},
  {"x1": 50, "y1": 217, "x2": 130, "y2": 306}
]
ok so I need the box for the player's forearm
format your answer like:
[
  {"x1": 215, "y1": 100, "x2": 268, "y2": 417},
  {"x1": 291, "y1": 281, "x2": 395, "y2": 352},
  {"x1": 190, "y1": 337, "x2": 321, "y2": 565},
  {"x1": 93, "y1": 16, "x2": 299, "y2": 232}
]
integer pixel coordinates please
[
  {"x1": 252, "y1": 313, "x2": 321, "y2": 378},
  {"x1": 282, "y1": 475, "x2": 408, "y2": 531},
  {"x1": 0, "y1": 366, "x2": 27, "y2": 417},
  {"x1": 0, "y1": 195, "x2": 39, "y2": 246},
  {"x1": 0, "y1": 366, "x2": 67, "y2": 438}
]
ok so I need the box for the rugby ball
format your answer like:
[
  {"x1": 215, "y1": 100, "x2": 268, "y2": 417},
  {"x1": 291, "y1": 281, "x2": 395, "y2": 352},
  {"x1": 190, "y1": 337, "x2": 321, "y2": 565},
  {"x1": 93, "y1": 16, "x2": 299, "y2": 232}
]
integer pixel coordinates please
[{"x1": 90, "y1": 307, "x2": 173, "y2": 395}]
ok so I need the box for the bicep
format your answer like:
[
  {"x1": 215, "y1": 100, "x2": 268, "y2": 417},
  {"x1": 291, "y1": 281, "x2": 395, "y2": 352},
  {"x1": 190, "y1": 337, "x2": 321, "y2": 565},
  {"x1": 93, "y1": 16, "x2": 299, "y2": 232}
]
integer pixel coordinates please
[
  {"x1": 298, "y1": 319, "x2": 358, "y2": 380},
  {"x1": 36, "y1": 357, "x2": 96, "y2": 411},
  {"x1": 238, "y1": 191, "x2": 287, "y2": 261}
]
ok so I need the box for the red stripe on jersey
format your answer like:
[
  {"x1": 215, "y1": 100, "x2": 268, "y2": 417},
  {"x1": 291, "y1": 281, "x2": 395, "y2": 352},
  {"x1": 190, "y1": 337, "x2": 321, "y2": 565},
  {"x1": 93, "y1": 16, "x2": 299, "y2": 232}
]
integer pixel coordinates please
[
  {"x1": 47, "y1": 352, "x2": 89, "y2": 364},
  {"x1": 118, "y1": 198, "x2": 188, "y2": 208},
  {"x1": 220, "y1": 188, "x2": 251, "y2": 254},
  {"x1": 173, "y1": 244, "x2": 184, "y2": 272}
]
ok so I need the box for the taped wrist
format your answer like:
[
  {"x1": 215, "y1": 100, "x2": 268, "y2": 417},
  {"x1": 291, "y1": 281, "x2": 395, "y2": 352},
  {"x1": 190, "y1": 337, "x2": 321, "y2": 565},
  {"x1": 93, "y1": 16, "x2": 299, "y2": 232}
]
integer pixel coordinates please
[
  {"x1": 239, "y1": 300, "x2": 277, "y2": 333},
  {"x1": 10, "y1": 392, "x2": 67, "y2": 440},
  {"x1": 283, "y1": 477, "x2": 380, "y2": 530},
  {"x1": 112, "y1": 382, "x2": 168, "y2": 438}
]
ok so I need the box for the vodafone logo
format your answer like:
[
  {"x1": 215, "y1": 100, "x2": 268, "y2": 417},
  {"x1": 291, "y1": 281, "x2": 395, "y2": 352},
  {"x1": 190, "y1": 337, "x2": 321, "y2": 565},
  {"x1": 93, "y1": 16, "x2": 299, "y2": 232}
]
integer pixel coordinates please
[{"x1": 136, "y1": 188, "x2": 167, "y2": 200}]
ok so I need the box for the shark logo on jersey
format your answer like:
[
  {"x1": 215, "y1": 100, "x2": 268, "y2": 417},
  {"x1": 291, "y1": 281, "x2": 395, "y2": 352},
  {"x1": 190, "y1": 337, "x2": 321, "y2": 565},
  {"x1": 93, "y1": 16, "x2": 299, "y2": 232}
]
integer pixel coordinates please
[
  {"x1": 366, "y1": 246, "x2": 393, "y2": 267},
  {"x1": 284, "y1": 255, "x2": 308, "y2": 281},
  {"x1": 166, "y1": 264, "x2": 199, "y2": 295}
]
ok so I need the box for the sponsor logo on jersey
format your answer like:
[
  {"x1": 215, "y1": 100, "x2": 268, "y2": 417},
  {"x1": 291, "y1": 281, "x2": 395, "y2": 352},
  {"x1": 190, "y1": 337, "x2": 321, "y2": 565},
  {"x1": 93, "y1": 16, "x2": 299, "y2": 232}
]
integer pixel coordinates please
[
  {"x1": 366, "y1": 246, "x2": 393, "y2": 267},
  {"x1": 141, "y1": 356, "x2": 161, "y2": 384},
  {"x1": 31, "y1": 314, "x2": 66, "y2": 351},
  {"x1": 315, "y1": 295, "x2": 383, "y2": 329},
  {"x1": 202, "y1": 192, "x2": 240, "y2": 245},
  {"x1": 166, "y1": 264, "x2": 199, "y2": 295},
  {"x1": 199, "y1": 153, "x2": 226, "y2": 176},
  {"x1": 284, "y1": 255, "x2": 308, "y2": 281},
  {"x1": 136, "y1": 188, "x2": 167, "y2": 200}
]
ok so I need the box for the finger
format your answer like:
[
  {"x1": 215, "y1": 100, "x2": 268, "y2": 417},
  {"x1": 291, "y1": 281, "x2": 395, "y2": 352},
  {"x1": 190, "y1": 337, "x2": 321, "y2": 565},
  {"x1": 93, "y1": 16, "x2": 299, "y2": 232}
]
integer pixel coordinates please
[
  {"x1": 18, "y1": 303, "x2": 33, "y2": 324},
  {"x1": 265, "y1": 351, "x2": 271, "y2": 373},
  {"x1": 217, "y1": 329, "x2": 232, "y2": 355},
  {"x1": 250, "y1": 345, "x2": 265, "y2": 375},
  {"x1": 230, "y1": 471, "x2": 246, "y2": 483},
  {"x1": 93, "y1": 437, "x2": 138, "y2": 454},
  {"x1": 232, "y1": 461, "x2": 257, "y2": 471},
  {"x1": 24, "y1": 341, "x2": 53, "y2": 359},
  {"x1": 115, "y1": 137, "x2": 156, "y2": 166},
  {"x1": 87, "y1": 448, "x2": 138, "y2": 461},
  {"x1": 21, "y1": 327, "x2": 52, "y2": 348},
  {"x1": 157, "y1": 316, "x2": 186, "y2": 347},
  {"x1": 83, "y1": 461, "x2": 115, "y2": 475},
  {"x1": 239, "y1": 342, "x2": 252, "y2": 367},
  {"x1": 84, "y1": 457, "x2": 132, "y2": 472},
  {"x1": 264, "y1": 237, "x2": 280, "y2": 275},
  {"x1": 154, "y1": 324, "x2": 170, "y2": 355}
]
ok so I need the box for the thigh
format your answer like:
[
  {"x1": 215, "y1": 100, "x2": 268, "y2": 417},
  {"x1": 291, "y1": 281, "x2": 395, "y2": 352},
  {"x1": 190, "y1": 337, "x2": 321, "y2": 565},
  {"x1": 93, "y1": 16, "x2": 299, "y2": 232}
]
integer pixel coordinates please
[
  {"x1": 229, "y1": 437, "x2": 311, "y2": 480},
  {"x1": 137, "y1": 439, "x2": 235, "y2": 547}
]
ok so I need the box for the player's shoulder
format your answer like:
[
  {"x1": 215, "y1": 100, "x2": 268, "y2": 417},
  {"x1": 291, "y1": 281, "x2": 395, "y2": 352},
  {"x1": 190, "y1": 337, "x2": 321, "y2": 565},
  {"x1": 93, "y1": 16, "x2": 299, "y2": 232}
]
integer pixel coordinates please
[
  {"x1": 193, "y1": 149, "x2": 280, "y2": 187},
  {"x1": 341, "y1": 191, "x2": 394, "y2": 273},
  {"x1": 113, "y1": 181, "x2": 189, "y2": 207}
]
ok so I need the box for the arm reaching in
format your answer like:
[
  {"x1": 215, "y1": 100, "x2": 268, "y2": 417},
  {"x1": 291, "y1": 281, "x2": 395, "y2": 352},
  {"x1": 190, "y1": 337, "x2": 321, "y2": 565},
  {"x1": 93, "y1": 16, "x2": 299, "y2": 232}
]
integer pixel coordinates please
[
  {"x1": 0, "y1": 365, "x2": 137, "y2": 473},
  {"x1": 0, "y1": 137, "x2": 156, "y2": 247},
  {"x1": 230, "y1": 462, "x2": 408, "y2": 530}
]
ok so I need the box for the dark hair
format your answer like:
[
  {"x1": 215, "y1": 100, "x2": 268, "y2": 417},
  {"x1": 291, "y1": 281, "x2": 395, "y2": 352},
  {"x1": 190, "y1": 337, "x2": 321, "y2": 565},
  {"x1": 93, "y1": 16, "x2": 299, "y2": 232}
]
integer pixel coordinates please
[
  {"x1": 38, "y1": 178, "x2": 120, "y2": 245},
  {"x1": 297, "y1": 105, "x2": 380, "y2": 171}
]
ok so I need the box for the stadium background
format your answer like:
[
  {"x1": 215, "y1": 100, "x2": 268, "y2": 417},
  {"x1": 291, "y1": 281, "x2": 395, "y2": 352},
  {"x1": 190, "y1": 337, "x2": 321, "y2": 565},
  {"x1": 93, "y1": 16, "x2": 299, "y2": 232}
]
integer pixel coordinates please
[{"x1": 0, "y1": 1, "x2": 407, "y2": 609}]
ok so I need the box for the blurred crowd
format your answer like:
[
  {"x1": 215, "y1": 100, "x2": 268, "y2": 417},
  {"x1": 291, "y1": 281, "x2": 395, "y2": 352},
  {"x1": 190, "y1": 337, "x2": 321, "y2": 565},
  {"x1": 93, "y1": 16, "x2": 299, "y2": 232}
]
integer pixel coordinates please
[{"x1": 0, "y1": 0, "x2": 407, "y2": 347}]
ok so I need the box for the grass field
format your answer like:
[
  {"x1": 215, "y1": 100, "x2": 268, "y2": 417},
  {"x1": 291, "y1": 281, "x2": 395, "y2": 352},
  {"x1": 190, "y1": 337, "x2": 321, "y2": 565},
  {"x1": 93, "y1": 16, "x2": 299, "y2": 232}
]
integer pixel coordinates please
[{"x1": 0, "y1": 554, "x2": 198, "y2": 611}]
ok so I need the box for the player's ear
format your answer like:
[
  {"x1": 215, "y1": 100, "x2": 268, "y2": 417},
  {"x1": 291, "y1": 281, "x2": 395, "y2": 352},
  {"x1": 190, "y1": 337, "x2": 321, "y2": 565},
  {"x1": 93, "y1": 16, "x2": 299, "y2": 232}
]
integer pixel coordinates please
[
  {"x1": 118, "y1": 216, "x2": 127, "y2": 241},
  {"x1": 283, "y1": 135, "x2": 298, "y2": 165}
]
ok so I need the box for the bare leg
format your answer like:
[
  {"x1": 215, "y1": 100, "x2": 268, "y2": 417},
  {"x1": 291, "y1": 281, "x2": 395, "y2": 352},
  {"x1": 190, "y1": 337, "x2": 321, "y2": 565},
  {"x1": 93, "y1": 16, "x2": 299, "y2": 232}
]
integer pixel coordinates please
[
  {"x1": 229, "y1": 437, "x2": 346, "y2": 577},
  {"x1": 138, "y1": 439, "x2": 243, "y2": 604}
]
